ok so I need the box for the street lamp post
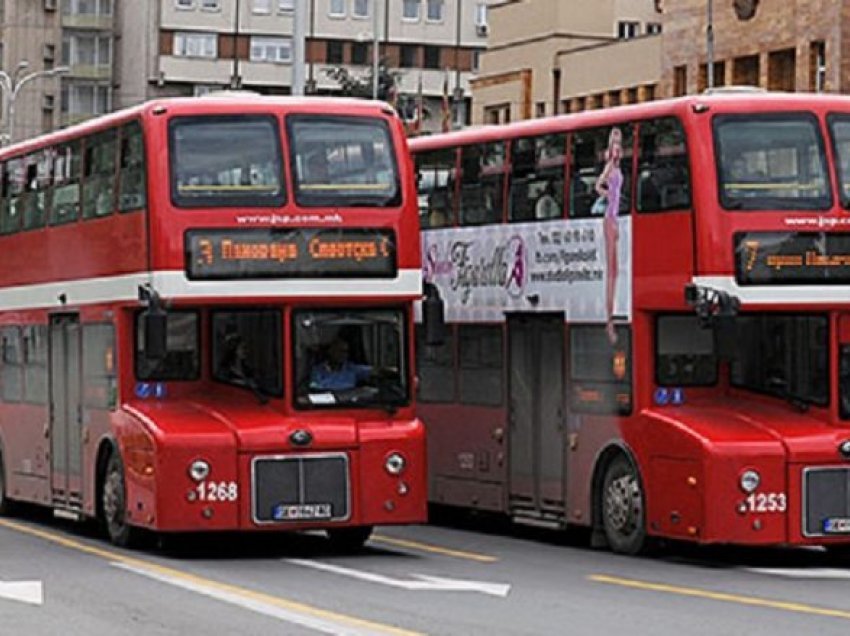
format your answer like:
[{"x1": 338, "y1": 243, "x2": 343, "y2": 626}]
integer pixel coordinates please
[
  {"x1": 707, "y1": 0, "x2": 715, "y2": 90},
  {"x1": 0, "y1": 65, "x2": 69, "y2": 146}
]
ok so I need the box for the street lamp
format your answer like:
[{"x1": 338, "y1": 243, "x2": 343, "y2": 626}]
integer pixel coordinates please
[{"x1": 0, "y1": 65, "x2": 70, "y2": 146}]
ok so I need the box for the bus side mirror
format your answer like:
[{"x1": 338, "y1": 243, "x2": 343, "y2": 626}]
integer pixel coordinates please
[
  {"x1": 143, "y1": 309, "x2": 168, "y2": 361},
  {"x1": 423, "y1": 282, "x2": 446, "y2": 346},
  {"x1": 139, "y1": 285, "x2": 167, "y2": 361}
]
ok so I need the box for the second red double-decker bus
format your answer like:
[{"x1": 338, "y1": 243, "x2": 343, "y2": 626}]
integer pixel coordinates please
[
  {"x1": 412, "y1": 90, "x2": 850, "y2": 555},
  {"x1": 0, "y1": 94, "x2": 433, "y2": 548}
]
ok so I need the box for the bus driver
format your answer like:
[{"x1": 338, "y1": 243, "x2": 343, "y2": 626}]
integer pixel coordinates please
[{"x1": 310, "y1": 337, "x2": 373, "y2": 391}]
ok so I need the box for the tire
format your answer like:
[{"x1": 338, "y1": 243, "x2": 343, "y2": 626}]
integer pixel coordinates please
[
  {"x1": 326, "y1": 526, "x2": 373, "y2": 552},
  {"x1": 102, "y1": 452, "x2": 145, "y2": 548},
  {"x1": 600, "y1": 455, "x2": 646, "y2": 555},
  {"x1": 0, "y1": 451, "x2": 15, "y2": 517}
]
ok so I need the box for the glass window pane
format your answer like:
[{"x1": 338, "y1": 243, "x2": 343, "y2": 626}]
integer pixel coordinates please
[
  {"x1": 415, "y1": 147, "x2": 456, "y2": 228},
  {"x1": 213, "y1": 310, "x2": 282, "y2": 397},
  {"x1": 289, "y1": 115, "x2": 400, "y2": 208},
  {"x1": 458, "y1": 325, "x2": 502, "y2": 405},
  {"x1": 83, "y1": 323, "x2": 116, "y2": 409},
  {"x1": 569, "y1": 124, "x2": 633, "y2": 219},
  {"x1": 416, "y1": 325, "x2": 454, "y2": 402},
  {"x1": 1, "y1": 327, "x2": 23, "y2": 402},
  {"x1": 716, "y1": 114, "x2": 830, "y2": 211},
  {"x1": 170, "y1": 115, "x2": 285, "y2": 208},
  {"x1": 23, "y1": 325, "x2": 48, "y2": 405},
  {"x1": 136, "y1": 312, "x2": 199, "y2": 381},
  {"x1": 637, "y1": 117, "x2": 691, "y2": 212},
  {"x1": 119, "y1": 121, "x2": 146, "y2": 212}
]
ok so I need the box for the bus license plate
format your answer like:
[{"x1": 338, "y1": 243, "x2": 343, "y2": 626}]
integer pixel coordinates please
[
  {"x1": 273, "y1": 503, "x2": 332, "y2": 521},
  {"x1": 823, "y1": 518, "x2": 850, "y2": 533}
]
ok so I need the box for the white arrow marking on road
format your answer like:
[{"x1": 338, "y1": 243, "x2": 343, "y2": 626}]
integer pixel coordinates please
[
  {"x1": 0, "y1": 580, "x2": 43, "y2": 605},
  {"x1": 747, "y1": 568, "x2": 850, "y2": 580},
  {"x1": 286, "y1": 559, "x2": 511, "y2": 597}
]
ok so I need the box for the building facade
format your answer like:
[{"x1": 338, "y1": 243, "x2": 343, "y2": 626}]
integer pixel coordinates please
[{"x1": 471, "y1": 0, "x2": 848, "y2": 126}]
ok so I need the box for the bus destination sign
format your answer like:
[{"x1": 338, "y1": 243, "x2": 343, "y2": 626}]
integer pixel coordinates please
[
  {"x1": 186, "y1": 228, "x2": 397, "y2": 279},
  {"x1": 735, "y1": 232, "x2": 850, "y2": 285}
]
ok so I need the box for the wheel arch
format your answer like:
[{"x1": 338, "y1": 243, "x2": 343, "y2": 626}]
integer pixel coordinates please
[{"x1": 590, "y1": 441, "x2": 643, "y2": 537}]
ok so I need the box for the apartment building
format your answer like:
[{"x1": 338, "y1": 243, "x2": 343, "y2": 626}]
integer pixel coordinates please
[
  {"x1": 472, "y1": 0, "x2": 662, "y2": 124},
  {"x1": 116, "y1": 0, "x2": 489, "y2": 133}
]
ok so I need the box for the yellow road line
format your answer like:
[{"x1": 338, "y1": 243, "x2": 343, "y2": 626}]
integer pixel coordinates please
[
  {"x1": 0, "y1": 518, "x2": 421, "y2": 636},
  {"x1": 590, "y1": 574, "x2": 850, "y2": 621},
  {"x1": 372, "y1": 534, "x2": 499, "y2": 563}
]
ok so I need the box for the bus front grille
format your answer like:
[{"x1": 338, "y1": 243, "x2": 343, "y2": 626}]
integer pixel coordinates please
[
  {"x1": 804, "y1": 467, "x2": 850, "y2": 536},
  {"x1": 252, "y1": 454, "x2": 350, "y2": 524}
]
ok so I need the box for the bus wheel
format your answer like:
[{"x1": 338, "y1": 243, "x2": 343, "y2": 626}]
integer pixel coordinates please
[
  {"x1": 102, "y1": 452, "x2": 144, "y2": 548},
  {"x1": 326, "y1": 526, "x2": 373, "y2": 552},
  {"x1": 601, "y1": 455, "x2": 646, "y2": 555},
  {"x1": 0, "y1": 451, "x2": 14, "y2": 516}
]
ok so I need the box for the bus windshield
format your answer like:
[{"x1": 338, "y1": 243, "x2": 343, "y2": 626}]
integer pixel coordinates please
[
  {"x1": 170, "y1": 115, "x2": 285, "y2": 208},
  {"x1": 714, "y1": 114, "x2": 831, "y2": 211},
  {"x1": 288, "y1": 115, "x2": 400, "y2": 208},
  {"x1": 293, "y1": 309, "x2": 408, "y2": 409}
]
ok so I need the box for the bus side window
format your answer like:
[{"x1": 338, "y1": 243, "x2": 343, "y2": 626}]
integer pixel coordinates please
[
  {"x1": 119, "y1": 121, "x2": 147, "y2": 213},
  {"x1": 569, "y1": 125, "x2": 633, "y2": 219},
  {"x1": 23, "y1": 325, "x2": 48, "y2": 405},
  {"x1": 416, "y1": 148, "x2": 457, "y2": 229},
  {"x1": 22, "y1": 151, "x2": 50, "y2": 231},
  {"x1": 83, "y1": 323, "x2": 117, "y2": 410},
  {"x1": 51, "y1": 141, "x2": 82, "y2": 226},
  {"x1": 460, "y1": 142, "x2": 504, "y2": 226},
  {"x1": 569, "y1": 325, "x2": 632, "y2": 415},
  {"x1": 508, "y1": 134, "x2": 565, "y2": 223},
  {"x1": 637, "y1": 117, "x2": 691, "y2": 213},
  {"x1": 458, "y1": 325, "x2": 503, "y2": 406},
  {"x1": 0, "y1": 326, "x2": 23, "y2": 403},
  {"x1": 3, "y1": 158, "x2": 24, "y2": 235},
  {"x1": 83, "y1": 129, "x2": 118, "y2": 220},
  {"x1": 416, "y1": 324, "x2": 455, "y2": 403},
  {"x1": 656, "y1": 315, "x2": 716, "y2": 386}
]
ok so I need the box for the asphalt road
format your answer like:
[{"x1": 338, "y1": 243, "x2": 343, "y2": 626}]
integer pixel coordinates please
[{"x1": 3, "y1": 507, "x2": 850, "y2": 635}]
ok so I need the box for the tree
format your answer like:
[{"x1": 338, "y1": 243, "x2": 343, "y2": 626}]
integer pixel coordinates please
[{"x1": 324, "y1": 58, "x2": 401, "y2": 102}]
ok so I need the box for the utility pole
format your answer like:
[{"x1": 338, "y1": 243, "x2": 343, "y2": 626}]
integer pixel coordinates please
[
  {"x1": 372, "y1": 0, "x2": 380, "y2": 100},
  {"x1": 292, "y1": 0, "x2": 307, "y2": 95},
  {"x1": 706, "y1": 0, "x2": 715, "y2": 90}
]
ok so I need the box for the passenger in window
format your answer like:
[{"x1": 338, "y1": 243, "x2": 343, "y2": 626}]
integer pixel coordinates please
[
  {"x1": 596, "y1": 127, "x2": 624, "y2": 345},
  {"x1": 304, "y1": 153, "x2": 329, "y2": 184},
  {"x1": 427, "y1": 194, "x2": 449, "y2": 228},
  {"x1": 219, "y1": 334, "x2": 254, "y2": 383},
  {"x1": 534, "y1": 181, "x2": 560, "y2": 219},
  {"x1": 310, "y1": 337, "x2": 373, "y2": 391}
]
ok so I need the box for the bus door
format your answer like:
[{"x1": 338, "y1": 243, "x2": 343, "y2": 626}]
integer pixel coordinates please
[
  {"x1": 49, "y1": 314, "x2": 83, "y2": 511},
  {"x1": 507, "y1": 314, "x2": 566, "y2": 518}
]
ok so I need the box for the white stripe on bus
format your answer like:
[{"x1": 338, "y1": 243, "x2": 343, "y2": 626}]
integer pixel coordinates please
[
  {"x1": 692, "y1": 275, "x2": 850, "y2": 305},
  {"x1": 0, "y1": 269, "x2": 422, "y2": 311}
]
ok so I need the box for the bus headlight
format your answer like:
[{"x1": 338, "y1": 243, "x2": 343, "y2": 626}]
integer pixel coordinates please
[
  {"x1": 739, "y1": 469, "x2": 760, "y2": 493},
  {"x1": 188, "y1": 459, "x2": 211, "y2": 482},
  {"x1": 385, "y1": 452, "x2": 406, "y2": 475}
]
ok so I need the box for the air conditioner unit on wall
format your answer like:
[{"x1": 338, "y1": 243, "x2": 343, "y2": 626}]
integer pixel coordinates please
[
  {"x1": 476, "y1": 24, "x2": 489, "y2": 37},
  {"x1": 44, "y1": 0, "x2": 57, "y2": 11}
]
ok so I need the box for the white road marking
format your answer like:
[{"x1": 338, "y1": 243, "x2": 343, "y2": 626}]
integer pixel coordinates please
[
  {"x1": 286, "y1": 559, "x2": 511, "y2": 597},
  {"x1": 746, "y1": 568, "x2": 850, "y2": 580},
  {"x1": 0, "y1": 580, "x2": 43, "y2": 606},
  {"x1": 113, "y1": 562, "x2": 403, "y2": 635}
]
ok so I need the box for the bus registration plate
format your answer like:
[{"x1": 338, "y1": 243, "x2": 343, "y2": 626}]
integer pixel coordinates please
[
  {"x1": 273, "y1": 503, "x2": 332, "y2": 521},
  {"x1": 823, "y1": 518, "x2": 850, "y2": 534}
]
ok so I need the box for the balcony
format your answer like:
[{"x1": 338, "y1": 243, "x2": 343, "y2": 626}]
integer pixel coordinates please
[
  {"x1": 61, "y1": 13, "x2": 113, "y2": 30},
  {"x1": 66, "y1": 63, "x2": 112, "y2": 80}
]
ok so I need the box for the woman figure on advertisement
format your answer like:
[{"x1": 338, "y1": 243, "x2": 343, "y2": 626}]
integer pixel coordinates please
[{"x1": 595, "y1": 127, "x2": 623, "y2": 345}]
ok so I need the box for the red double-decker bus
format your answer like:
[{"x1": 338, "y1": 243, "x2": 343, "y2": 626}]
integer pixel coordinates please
[
  {"x1": 0, "y1": 94, "x2": 433, "y2": 549},
  {"x1": 411, "y1": 91, "x2": 850, "y2": 554}
]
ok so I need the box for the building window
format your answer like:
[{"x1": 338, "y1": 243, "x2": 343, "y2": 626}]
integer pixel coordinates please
[
  {"x1": 174, "y1": 32, "x2": 217, "y2": 58},
  {"x1": 426, "y1": 0, "x2": 443, "y2": 21},
  {"x1": 810, "y1": 40, "x2": 826, "y2": 92},
  {"x1": 353, "y1": 0, "x2": 369, "y2": 18},
  {"x1": 617, "y1": 21, "x2": 639, "y2": 39},
  {"x1": 475, "y1": 2, "x2": 487, "y2": 26},
  {"x1": 62, "y1": 32, "x2": 112, "y2": 67},
  {"x1": 471, "y1": 50, "x2": 481, "y2": 72},
  {"x1": 200, "y1": 0, "x2": 220, "y2": 10},
  {"x1": 250, "y1": 36, "x2": 292, "y2": 63},
  {"x1": 646, "y1": 22, "x2": 661, "y2": 34},
  {"x1": 400, "y1": 44, "x2": 418, "y2": 68},
  {"x1": 329, "y1": 0, "x2": 345, "y2": 17},
  {"x1": 62, "y1": 82, "x2": 111, "y2": 116},
  {"x1": 175, "y1": 0, "x2": 194, "y2": 9},
  {"x1": 326, "y1": 40, "x2": 344, "y2": 64},
  {"x1": 63, "y1": 0, "x2": 113, "y2": 15},
  {"x1": 351, "y1": 42, "x2": 368, "y2": 65},
  {"x1": 673, "y1": 64, "x2": 686, "y2": 96},
  {"x1": 403, "y1": 0, "x2": 420, "y2": 20},
  {"x1": 251, "y1": 0, "x2": 270, "y2": 13},
  {"x1": 535, "y1": 102, "x2": 546, "y2": 118},
  {"x1": 278, "y1": 0, "x2": 293, "y2": 11},
  {"x1": 423, "y1": 45, "x2": 440, "y2": 70}
]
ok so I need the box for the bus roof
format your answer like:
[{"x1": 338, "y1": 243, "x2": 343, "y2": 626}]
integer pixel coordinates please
[
  {"x1": 0, "y1": 94, "x2": 397, "y2": 160},
  {"x1": 408, "y1": 91, "x2": 850, "y2": 152}
]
